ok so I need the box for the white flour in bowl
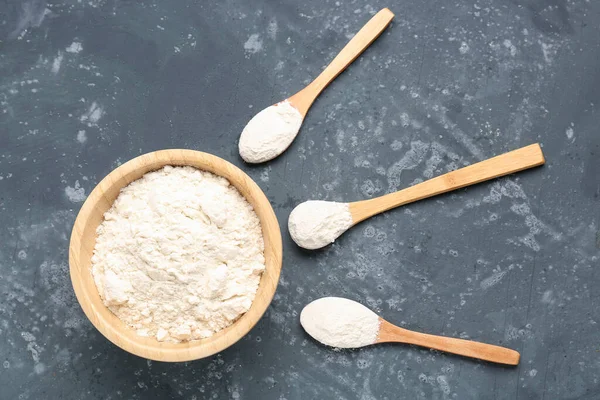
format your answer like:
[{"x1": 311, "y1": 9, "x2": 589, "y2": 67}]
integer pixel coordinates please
[{"x1": 91, "y1": 166, "x2": 265, "y2": 342}]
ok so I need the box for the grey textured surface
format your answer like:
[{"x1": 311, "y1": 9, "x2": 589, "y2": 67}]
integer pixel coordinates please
[{"x1": 1, "y1": 0, "x2": 599, "y2": 399}]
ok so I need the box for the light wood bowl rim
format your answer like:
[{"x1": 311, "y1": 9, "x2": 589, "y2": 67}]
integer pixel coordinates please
[{"x1": 68, "y1": 149, "x2": 282, "y2": 362}]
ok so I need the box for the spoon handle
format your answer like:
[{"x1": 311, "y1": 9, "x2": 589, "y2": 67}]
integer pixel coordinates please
[
  {"x1": 289, "y1": 8, "x2": 394, "y2": 116},
  {"x1": 350, "y1": 143, "x2": 545, "y2": 224},
  {"x1": 377, "y1": 320, "x2": 520, "y2": 365}
]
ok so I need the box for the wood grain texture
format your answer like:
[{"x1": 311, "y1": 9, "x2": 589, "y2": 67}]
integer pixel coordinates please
[
  {"x1": 69, "y1": 149, "x2": 283, "y2": 362},
  {"x1": 350, "y1": 143, "x2": 545, "y2": 224},
  {"x1": 377, "y1": 319, "x2": 520, "y2": 365},
  {"x1": 288, "y1": 8, "x2": 394, "y2": 116}
]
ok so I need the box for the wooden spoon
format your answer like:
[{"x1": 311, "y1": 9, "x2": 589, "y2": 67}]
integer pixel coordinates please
[
  {"x1": 377, "y1": 318, "x2": 520, "y2": 365},
  {"x1": 301, "y1": 297, "x2": 519, "y2": 365},
  {"x1": 288, "y1": 8, "x2": 395, "y2": 116},
  {"x1": 238, "y1": 8, "x2": 394, "y2": 163},
  {"x1": 289, "y1": 143, "x2": 545, "y2": 249}
]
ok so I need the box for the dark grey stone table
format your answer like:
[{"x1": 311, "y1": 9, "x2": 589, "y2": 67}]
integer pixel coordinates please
[{"x1": 1, "y1": 0, "x2": 599, "y2": 398}]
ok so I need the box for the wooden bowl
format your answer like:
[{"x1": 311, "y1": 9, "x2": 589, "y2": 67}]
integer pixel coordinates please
[{"x1": 69, "y1": 149, "x2": 283, "y2": 361}]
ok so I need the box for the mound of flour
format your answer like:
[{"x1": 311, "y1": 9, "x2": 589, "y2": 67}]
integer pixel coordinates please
[
  {"x1": 300, "y1": 297, "x2": 380, "y2": 348},
  {"x1": 91, "y1": 166, "x2": 265, "y2": 342},
  {"x1": 238, "y1": 100, "x2": 303, "y2": 163},
  {"x1": 288, "y1": 200, "x2": 353, "y2": 249}
]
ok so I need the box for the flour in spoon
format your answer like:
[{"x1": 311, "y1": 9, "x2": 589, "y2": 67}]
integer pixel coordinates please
[
  {"x1": 300, "y1": 297, "x2": 380, "y2": 348},
  {"x1": 91, "y1": 166, "x2": 265, "y2": 342},
  {"x1": 288, "y1": 200, "x2": 353, "y2": 249},
  {"x1": 238, "y1": 100, "x2": 303, "y2": 163}
]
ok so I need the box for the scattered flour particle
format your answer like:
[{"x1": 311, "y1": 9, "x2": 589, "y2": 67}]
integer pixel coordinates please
[
  {"x1": 77, "y1": 130, "x2": 87, "y2": 143},
  {"x1": 244, "y1": 34, "x2": 263, "y2": 54},
  {"x1": 480, "y1": 270, "x2": 507, "y2": 290},
  {"x1": 65, "y1": 180, "x2": 86, "y2": 202},
  {"x1": 267, "y1": 19, "x2": 278, "y2": 39},
  {"x1": 390, "y1": 140, "x2": 403, "y2": 151},
  {"x1": 541, "y1": 290, "x2": 553, "y2": 304},
  {"x1": 66, "y1": 41, "x2": 83, "y2": 53},
  {"x1": 529, "y1": 369, "x2": 538, "y2": 377},
  {"x1": 540, "y1": 42, "x2": 553, "y2": 64},
  {"x1": 34, "y1": 363, "x2": 46, "y2": 375},
  {"x1": 18, "y1": 250, "x2": 27, "y2": 259},
  {"x1": 566, "y1": 126, "x2": 574, "y2": 140},
  {"x1": 260, "y1": 166, "x2": 270, "y2": 182},
  {"x1": 51, "y1": 52, "x2": 63, "y2": 74},
  {"x1": 503, "y1": 39, "x2": 517, "y2": 56},
  {"x1": 459, "y1": 42, "x2": 469, "y2": 54},
  {"x1": 80, "y1": 102, "x2": 104, "y2": 125}
]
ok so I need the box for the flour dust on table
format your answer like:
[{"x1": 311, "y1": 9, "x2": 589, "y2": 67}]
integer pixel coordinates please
[{"x1": 91, "y1": 166, "x2": 265, "y2": 342}]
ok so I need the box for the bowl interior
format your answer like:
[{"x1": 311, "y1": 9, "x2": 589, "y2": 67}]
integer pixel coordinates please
[{"x1": 69, "y1": 149, "x2": 282, "y2": 361}]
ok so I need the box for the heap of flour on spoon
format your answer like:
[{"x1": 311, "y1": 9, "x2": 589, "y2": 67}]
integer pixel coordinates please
[
  {"x1": 300, "y1": 297, "x2": 381, "y2": 348},
  {"x1": 238, "y1": 100, "x2": 303, "y2": 163},
  {"x1": 288, "y1": 200, "x2": 353, "y2": 249}
]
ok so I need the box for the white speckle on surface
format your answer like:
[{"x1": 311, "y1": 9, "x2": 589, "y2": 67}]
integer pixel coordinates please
[
  {"x1": 267, "y1": 18, "x2": 278, "y2": 39},
  {"x1": 21, "y1": 331, "x2": 45, "y2": 373},
  {"x1": 34, "y1": 363, "x2": 46, "y2": 375},
  {"x1": 80, "y1": 102, "x2": 104, "y2": 126},
  {"x1": 260, "y1": 166, "x2": 270, "y2": 182},
  {"x1": 566, "y1": 124, "x2": 574, "y2": 140},
  {"x1": 51, "y1": 52, "x2": 63, "y2": 74},
  {"x1": 399, "y1": 113, "x2": 410, "y2": 127},
  {"x1": 77, "y1": 130, "x2": 87, "y2": 143},
  {"x1": 541, "y1": 290, "x2": 554, "y2": 304},
  {"x1": 540, "y1": 41, "x2": 553, "y2": 64},
  {"x1": 65, "y1": 180, "x2": 86, "y2": 203},
  {"x1": 65, "y1": 41, "x2": 83, "y2": 53},
  {"x1": 529, "y1": 369, "x2": 538, "y2": 377},
  {"x1": 387, "y1": 141, "x2": 429, "y2": 190},
  {"x1": 390, "y1": 140, "x2": 403, "y2": 151},
  {"x1": 459, "y1": 42, "x2": 469, "y2": 54},
  {"x1": 503, "y1": 39, "x2": 517, "y2": 56},
  {"x1": 480, "y1": 269, "x2": 507, "y2": 290},
  {"x1": 437, "y1": 375, "x2": 451, "y2": 395},
  {"x1": 17, "y1": 250, "x2": 27, "y2": 260},
  {"x1": 244, "y1": 34, "x2": 263, "y2": 54}
]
